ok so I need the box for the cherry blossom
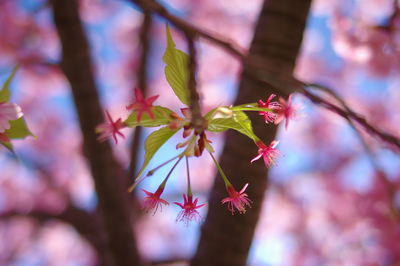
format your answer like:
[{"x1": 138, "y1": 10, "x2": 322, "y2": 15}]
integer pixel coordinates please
[
  {"x1": 95, "y1": 111, "x2": 126, "y2": 144},
  {"x1": 174, "y1": 194, "x2": 205, "y2": 225},
  {"x1": 251, "y1": 140, "x2": 280, "y2": 167},
  {"x1": 258, "y1": 94, "x2": 282, "y2": 123},
  {"x1": 274, "y1": 94, "x2": 298, "y2": 129},
  {"x1": 221, "y1": 183, "x2": 252, "y2": 214},
  {"x1": 142, "y1": 187, "x2": 169, "y2": 214},
  {"x1": 126, "y1": 88, "x2": 159, "y2": 122}
]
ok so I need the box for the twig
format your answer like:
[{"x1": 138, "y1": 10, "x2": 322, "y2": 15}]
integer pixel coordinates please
[
  {"x1": 128, "y1": 0, "x2": 400, "y2": 152},
  {"x1": 307, "y1": 83, "x2": 399, "y2": 219},
  {"x1": 186, "y1": 34, "x2": 206, "y2": 134},
  {"x1": 129, "y1": 10, "x2": 152, "y2": 177},
  {"x1": 129, "y1": 0, "x2": 245, "y2": 60},
  {"x1": 307, "y1": 83, "x2": 381, "y2": 166},
  {"x1": 302, "y1": 84, "x2": 400, "y2": 151}
]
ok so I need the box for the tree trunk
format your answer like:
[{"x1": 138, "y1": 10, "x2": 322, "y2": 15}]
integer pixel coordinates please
[
  {"x1": 191, "y1": 0, "x2": 312, "y2": 265},
  {"x1": 51, "y1": 0, "x2": 142, "y2": 265}
]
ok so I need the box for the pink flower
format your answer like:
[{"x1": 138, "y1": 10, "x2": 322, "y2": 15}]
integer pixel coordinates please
[
  {"x1": 274, "y1": 94, "x2": 298, "y2": 129},
  {"x1": 251, "y1": 140, "x2": 280, "y2": 167},
  {"x1": 0, "y1": 102, "x2": 23, "y2": 133},
  {"x1": 221, "y1": 183, "x2": 252, "y2": 214},
  {"x1": 258, "y1": 94, "x2": 282, "y2": 123},
  {"x1": 126, "y1": 88, "x2": 159, "y2": 122},
  {"x1": 174, "y1": 194, "x2": 205, "y2": 225},
  {"x1": 95, "y1": 111, "x2": 126, "y2": 144},
  {"x1": 142, "y1": 187, "x2": 169, "y2": 214}
]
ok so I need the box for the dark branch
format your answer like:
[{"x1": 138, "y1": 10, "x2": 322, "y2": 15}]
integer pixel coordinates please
[
  {"x1": 302, "y1": 84, "x2": 400, "y2": 151},
  {"x1": 51, "y1": 0, "x2": 142, "y2": 265},
  {"x1": 129, "y1": 0, "x2": 245, "y2": 60},
  {"x1": 129, "y1": 10, "x2": 152, "y2": 177},
  {"x1": 186, "y1": 34, "x2": 206, "y2": 134},
  {"x1": 192, "y1": 0, "x2": 312, "y2": 265},
  {"x1": 127, "y1": 0, "x2": 400, "y2": 152}
]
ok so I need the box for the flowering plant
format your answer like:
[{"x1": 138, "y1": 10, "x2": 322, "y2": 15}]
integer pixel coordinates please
[
  {"x1": 0, "y1": 67, "x2": 33, "y2": 151},
  {"x1": 96, "y1": 26, "x2": 299, "y2": 224}
]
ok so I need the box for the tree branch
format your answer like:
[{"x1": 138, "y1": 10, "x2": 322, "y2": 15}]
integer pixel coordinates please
[
  {"x1": 0, "y1": 206, "x2": 109, "y2": 265},
  {"x1": 186, "y1": 34, "x2": 206, "y2": 134},
  {"x1": 191, "y1": 0, "x2": 312, "y2": 265},
  {"x1": 129, "y1": 10, "x2": 152, "y2": 177},
  {"x1": 127, "y1": 0, "x2": 400, "y2": 152},
  {"x1": 129, "y1": 0, "x2": 245, "y2": 60},
  {"x1": 50, "y1": 0, "x2": 142, "y2": 265}
]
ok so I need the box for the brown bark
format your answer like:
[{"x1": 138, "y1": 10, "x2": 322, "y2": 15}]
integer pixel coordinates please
[
  {"x1": 191, "y1": 0, "x2": 312, "y2": 266},
  {"x1": 51, "y1": 0, "x2": 142, "y2": 265}
]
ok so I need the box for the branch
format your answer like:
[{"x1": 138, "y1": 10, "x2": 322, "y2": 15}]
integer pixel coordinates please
[
  {"x1": 305, "y1": 83, "x2": 400, "y2": 220},
  {"x1": 127, "y1": 0, "x2": 400, "y2": 152},
  {"x1": 50, "y1": 0, "x2": 142, "y2": 265},
  {"x1": 302, "y1": 84, "x2": 400, "y2": 151},
  {"x1": 0, "y1": 206, "x2": 110, "y2": 264},
  {"x1": 129, "y1": 0, "x2": 245, "y2": 60},
  {"x1": 6, "y1": 155, "x2": 113, "y2": 265},
  {"x1": 186, "y1": 34, "x2": 206, "y2": 134},
  {"x1": 192, "y1": 0, "x2": 312, "y2": 265},
  {"x1": 129, "y1": 10, "x2": 152, "y2": 177}
]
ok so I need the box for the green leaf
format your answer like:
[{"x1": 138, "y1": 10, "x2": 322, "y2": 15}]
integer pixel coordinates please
[
  {"x1": 163, "y1": 25, "x2": 190, "y2": 105},
  {"x1": 208, "y1": 110, "x2": 259, "y2": 141},
  {"x1": 5, "y1": 117, "x2": 34, "y2": 139},
  {"x1": 124, "y1": 106, "x2": 174, "y2": 128},
  {"x1": 135, "y1": 126, "x2": 179, "y2": 180},
  {"x1": 1, "y1": 141, "x2": 13, "y2": 151},
  {"x1": 0, "y1": 66, "x2": 18, "y2": 102}
]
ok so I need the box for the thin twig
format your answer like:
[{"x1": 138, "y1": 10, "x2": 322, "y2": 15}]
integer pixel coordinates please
[
  {"x1": 130, "y1": 0, "x2": 245, "y2": 60},
  {"x1": 307, "y1": 83, "x2": 399, "y2": 219},
  {"x1": 128, "y1": 0, "x2": 400, "y2": 151},
  {"x1": 129, "y1": 11, "x2": 152, "y2": 176},
  {"x1": 186, "y1": 34, "x2": 206, "y2": 134},
  {"x1": 302, "y1": 84, "x2": 400, "y2": 151}
]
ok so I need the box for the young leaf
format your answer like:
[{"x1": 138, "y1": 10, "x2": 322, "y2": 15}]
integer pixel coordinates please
[
  {"x1": 0, "y1": 66, "x2": 18, "y2": 103},
  {"x1": 125, "y1": 106, "x2": 174, "y2": 128},
  {"x1": 163, "y1": 25, "x2": 190, "y2": 105},
  {"x1": 134, "y1": 126, "x2": 179, "y2": 181},
  {"x1": 208, "y1": 110, "x2": 259, "y2": 141},
  {"x1": 1, "y1": 141, "x2": 13, "y2": 151},
  {"x1": 5, "y1": 117, "x2": 34, "y2": 139}
]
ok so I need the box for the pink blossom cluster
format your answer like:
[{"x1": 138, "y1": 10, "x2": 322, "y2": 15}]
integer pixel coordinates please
[{"x1": 95, "y1": 89, "x2": 301, "y2": 224}]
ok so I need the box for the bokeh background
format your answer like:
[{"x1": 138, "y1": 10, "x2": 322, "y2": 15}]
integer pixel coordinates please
[{"x1": 1, "y1": 0, "x2": 400, "y2": 265}]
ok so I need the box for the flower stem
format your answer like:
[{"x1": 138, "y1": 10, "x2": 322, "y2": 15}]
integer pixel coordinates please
[
  {"x1": 128, "y1": 153, "x2": 183, "y2": 192},
  {"x1": 209, "y1": 151, "x2": 231, "y2": 186},
  {"x1": 160, "y1": 155, "x2": 183, "y2": 188},
  {"x1": 185, "y1": 156, "x2": 193, "y2": 196},
  {"x1": 147, "y1": 153, "x2": 182, "y2": 176}
]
